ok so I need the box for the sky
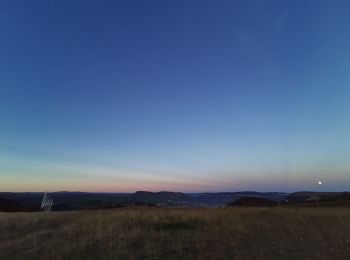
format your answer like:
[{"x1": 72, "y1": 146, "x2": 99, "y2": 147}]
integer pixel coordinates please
[{"x1": 0, "y1": 0, "x2": 349, "y2": 192}]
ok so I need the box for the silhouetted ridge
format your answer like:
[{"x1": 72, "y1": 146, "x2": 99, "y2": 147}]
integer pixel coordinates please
[
  {"x1": 131, "y1": 191, "x2": 189, "y2": 204},
  {"x1": 228, "y1": 196, "x2": 278, "y2": 207},
  {"x1": 0, "y1": 197, "x2": 22, "y2": 212},
  {"x1": 286, "y1": 192, "x2": 350, "y2": 203}
]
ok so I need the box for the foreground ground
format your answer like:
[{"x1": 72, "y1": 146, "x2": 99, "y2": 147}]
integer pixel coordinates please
[{"x1": 0, "y1": 207, "x2": 349, "y2": 260}]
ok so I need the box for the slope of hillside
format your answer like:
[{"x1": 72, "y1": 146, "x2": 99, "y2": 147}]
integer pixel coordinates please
[
  {"x1": 286, "y1": 192, "x2": 350, "y2": 203},
  {"x1": 0, "y1": 208, "x2": 349, "y2": 259},
  {"x1": 191, "y1": 192, "x2": 288, "y2": 205},
  {"x1": 0, "y1": 198, "x2": 22, "y2": 212},
  {"x1": 227, "y1": 196, "x2": 278, "y2": 207},
  {"x1": 131, "y1": 191, "x2": 190, "y2": 205}
]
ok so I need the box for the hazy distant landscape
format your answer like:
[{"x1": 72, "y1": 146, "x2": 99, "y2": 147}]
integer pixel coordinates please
[{"x1": 1, "y1": 191, "x2": 349, "y2": 212}]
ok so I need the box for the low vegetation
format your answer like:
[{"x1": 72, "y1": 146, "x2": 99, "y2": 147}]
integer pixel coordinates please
[{"x1": 0, "y1": 207, "x2": 349, "y2": 259}]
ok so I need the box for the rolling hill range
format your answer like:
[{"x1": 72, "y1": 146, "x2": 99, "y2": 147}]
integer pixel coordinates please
[{"x1": 0, "y1": 191, "x2": 349, "y2": 212}]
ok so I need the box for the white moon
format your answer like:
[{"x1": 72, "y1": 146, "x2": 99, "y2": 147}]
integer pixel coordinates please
[{"x1": 318, "y1": 181, "x2": 322, "y2": 185}]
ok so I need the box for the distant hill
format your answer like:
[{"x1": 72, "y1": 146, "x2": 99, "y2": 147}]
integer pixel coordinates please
[
  {"x1": 227, "y1": 196, "x2": 278, "y2": 207},
  {"x1": 131, "y1": 191, "x2": 190, "y2": 205},
  {"x1": 286, "y1": 192, "x2": 350, "y2": 203},
  {"x1": 190, "y1": 192, "x2": 288, "y2": 205},
  {"x1": 0, "y1": 191, "x2": 348, "y2": 212},
  {"x1": 0, "y1": 197, "x2": 22, "y2": 212},
  {"x1": 0, "y1": 191, "x2": 289, "y2": 211},
  {"x1": 0, "y1": 192, "x2": 42, "y2": 208},
  {"x1": 0, "y1": 192, "x2": 130, "y2": 212}
]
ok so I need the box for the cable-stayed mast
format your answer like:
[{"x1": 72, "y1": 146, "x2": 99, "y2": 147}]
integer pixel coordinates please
[{"x1": 41, "y1": 191, "x2": 54, "y2": 212}]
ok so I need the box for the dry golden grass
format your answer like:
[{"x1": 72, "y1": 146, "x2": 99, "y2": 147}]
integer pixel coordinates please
[{"x1": 0, "y1": 207, "x2": 349, "y2": 260}]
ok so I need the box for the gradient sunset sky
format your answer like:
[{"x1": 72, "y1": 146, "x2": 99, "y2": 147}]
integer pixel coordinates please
[{"x1": 1, "y1": 0, "x2": 349, "y2": 192}]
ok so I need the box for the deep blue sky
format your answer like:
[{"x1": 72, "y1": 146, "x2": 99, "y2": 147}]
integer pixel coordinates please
[{"x1": 1, "y1": 0, "x2": 349, "y2": 192}]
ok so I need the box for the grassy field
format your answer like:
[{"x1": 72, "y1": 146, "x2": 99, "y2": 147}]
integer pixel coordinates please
[{"x1": 0, "y1": 207, "x2": 349, "y2": 260}]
